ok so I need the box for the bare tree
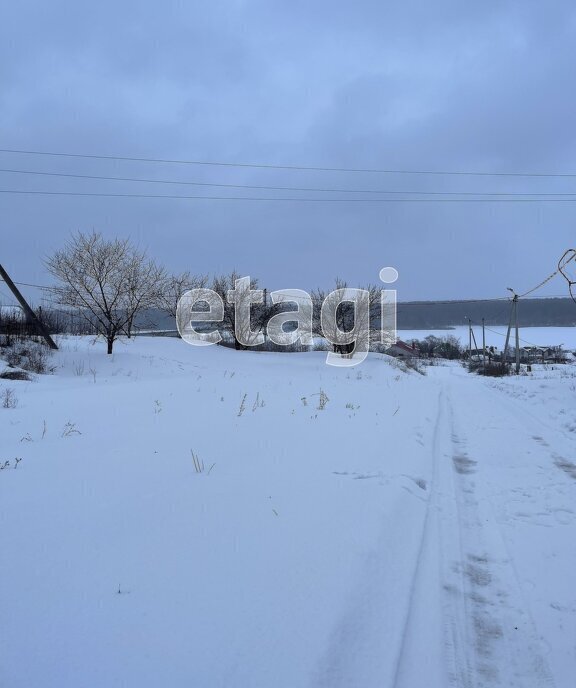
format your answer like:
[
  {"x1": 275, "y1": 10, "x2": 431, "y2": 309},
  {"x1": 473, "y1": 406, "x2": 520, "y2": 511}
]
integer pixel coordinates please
[
  {"x1": 312, "y1": 278, "x2": 380, "y2": 354},
  {"x1": 123, "y1": 251, "x2": 169, "y2": 337},
  {"x1": 46, "y1": 231, "x2": 164, "y2": 354},
  {"x1": 156, "y1": 271, "x2": 208, "y2": 319},
  {"x1": 211, "y1": 272, "x2": 278, "y2": 350}
]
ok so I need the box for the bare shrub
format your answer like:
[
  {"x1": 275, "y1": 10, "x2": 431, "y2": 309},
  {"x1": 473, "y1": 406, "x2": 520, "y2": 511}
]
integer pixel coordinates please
[
  {"x1": 73, "y1": 361, "x2": 85, "y2": 376},
  {"x1": 4, "y1": 346, "x2": 21, "y2": 367},
  {"x1": 1, "y1": 388, "x2": 17, "y2": 408},
  {"x1": 403, "y1": 357, "x2": 427, "y2": 375},
  {"x1": 252, "y1": 340, "x2": 310, "y2": 353},
  {"x1": 388, "y1": 357, "x2": 426, "y2": 375},
  {"x1": 25, "y1": 342, "x2": 53, "y2": 373},
  {"x1": 2, "y1": 340, "x2": 54, "y2": 374},
  {"x1": 316, "y1": 389, "x2": 329, "y2": 410},
  {"x1": 472, "y1": 362, "x2": 511, "y2": 377},
  {"x1": 0, "y1": 370, "x2": 31, "y2": 381}
]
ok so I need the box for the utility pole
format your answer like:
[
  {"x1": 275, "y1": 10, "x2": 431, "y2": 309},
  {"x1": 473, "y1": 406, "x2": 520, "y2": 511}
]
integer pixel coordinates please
[
  {"x1": 503, "y1": 289, "x2": 518, "y2": 368},
  {"x1": 262, "y1": 288, "x2": 268, "y2": 344},
  {"x1": 468, "y1": 318, "x2": 472, "y2": 361},
  {"x1": 514, "y1": 297, "x2": 521, "y2": 374},
  {"x1": 482, "y1": 318, "x2": 486, "y2": 370},
  {"x1": 471, "y1": 326, "x2": 480, "y2": 358},
  {"x1": 0, "y1": 263, "x2": 58, "y2": 350}
]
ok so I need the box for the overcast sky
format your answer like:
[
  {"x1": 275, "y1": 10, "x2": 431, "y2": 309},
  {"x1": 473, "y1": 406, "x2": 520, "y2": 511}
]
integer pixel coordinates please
[{"x1": 1, "y1": 0, "x2": 576, "y2": 305}]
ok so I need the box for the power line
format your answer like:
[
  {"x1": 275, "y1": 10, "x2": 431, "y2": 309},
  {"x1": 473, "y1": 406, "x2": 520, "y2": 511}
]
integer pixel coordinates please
[
  {"x1": 396, "y1": 297, "x2": 510, "y2": 308},
  {"x1": 515, "y1": 251, "x2": 576, "y2": 299},
  {"x1": 557, "y1": 248, "x2": 576, "y2": 305},
  {"x1": 462, "y1": 318, "x2": 550, "y2": 348},
  {"x1": 3, "y1": 146, "x2": 576, "y2": 178},
  {"x1": 518, "y1": 270, "x2": 561, "y2": 298},
  {"x1": 396, "y1": 294, "x2": 576, "y2": 306},
  {"x1": 0, "y1": 278, "x2": 58, "y2": 292},
  {"x1": 0, "y1": 286, "x2": 21, "y2": 307},
  {"x1": 478, "y1": 322, "x2": 571, "y2": 350},
  {"x1": 481, "y1": 324, "x2": 542, "y2": 348},
  {"x1": 5, "y1": 167, "x2": 576, "y2": 197},
  {"x1": 5, "y1": 266, "x2": 575, "y2": 311},
  {"x1": 7, "y1": 188, "x2": 576, "y2": 202},
  {"x1": 2, "y1": 276, "x2": 569, "y2": 303}
]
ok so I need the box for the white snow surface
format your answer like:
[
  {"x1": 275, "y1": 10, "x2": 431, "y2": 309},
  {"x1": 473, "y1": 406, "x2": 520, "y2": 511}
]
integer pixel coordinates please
[{"x1": 1, "y1": 336, "x2": 576, "y2": 687}]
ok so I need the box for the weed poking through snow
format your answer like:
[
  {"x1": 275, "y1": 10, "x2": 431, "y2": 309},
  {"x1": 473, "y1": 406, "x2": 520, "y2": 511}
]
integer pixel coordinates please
[
  {"x1": 316, "y1": 389, "x2": 329, "y2": 411},
  {"x1": 191, "y1": 450, "x2": 215, "y2": 475},
  {"x1": 252, "y1": 392, "x2": 265, "y2": 411},
  {"x1": 61, "y1": 422, "x2": 81, "y2": 437},
  {"x1": 1, "y1": 388, "x2": 17, "y2": 409}
]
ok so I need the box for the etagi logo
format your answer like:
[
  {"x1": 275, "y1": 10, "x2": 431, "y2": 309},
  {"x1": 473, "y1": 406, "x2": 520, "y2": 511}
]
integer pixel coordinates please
[{"x1": 176, "y1": 268, "x2": 398, "y2": 367}]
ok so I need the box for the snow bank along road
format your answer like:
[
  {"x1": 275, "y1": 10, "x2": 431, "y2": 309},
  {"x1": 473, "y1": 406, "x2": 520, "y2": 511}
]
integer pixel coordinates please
[{"x1": 0, "y1": 337, "x2": 575, "y2": 687}]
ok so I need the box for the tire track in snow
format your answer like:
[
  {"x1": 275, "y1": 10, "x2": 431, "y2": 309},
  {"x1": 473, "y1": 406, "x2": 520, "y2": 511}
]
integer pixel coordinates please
[
  {"x1": 480, "y1": 375, "x2": 576, "y2": 486},
  {"x1": 445, "y1": 378, "x2": 557, "y2": 688},
  {"x1": 390, "y1": 385, "x2": 455, "y2": 688},
  {"x1": 311, "y1": 371, "x2": 560, "y2": 688},
  {"x1": 310, "y1": 388, "x2": 446, "y2": 688},
  {"x1": 389, "y1": 381, "x2": 500, "y2": 688}
]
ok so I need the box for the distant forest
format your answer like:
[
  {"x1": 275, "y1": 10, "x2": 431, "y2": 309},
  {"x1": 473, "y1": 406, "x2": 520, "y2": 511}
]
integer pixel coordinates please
[{"x1": 396, "y1": 298, "x2": 576, "y2": 330}]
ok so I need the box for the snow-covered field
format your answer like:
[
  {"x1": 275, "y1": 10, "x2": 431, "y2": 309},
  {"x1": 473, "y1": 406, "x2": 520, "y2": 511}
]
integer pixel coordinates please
[{"x1": 1, "y1": 336, "x2": 576, "y2": 687}]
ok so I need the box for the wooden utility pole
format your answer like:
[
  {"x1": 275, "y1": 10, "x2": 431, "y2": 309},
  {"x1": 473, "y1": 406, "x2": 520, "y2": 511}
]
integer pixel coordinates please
[
  {"x1": 482, "y1": 318, "x2": 486, "y2": 370},
  {"x1": 471, "y1": 326, "x2": 480, "y2": 359},
  {"x1": 262, "y1": 288, "x2": 268, "y2": 344},
  {"x1": 0, "y1": 263, "x2": 58, "y2": 350},
  {"x1": 503, "y1": 292, "x2": 517, "y2": 367},
  {"x1": 468, "y1": 318, "x2": 472, "y2": 360},
  {"x1": 514, "y1": 297, "x2": 520, "y2": 374}
]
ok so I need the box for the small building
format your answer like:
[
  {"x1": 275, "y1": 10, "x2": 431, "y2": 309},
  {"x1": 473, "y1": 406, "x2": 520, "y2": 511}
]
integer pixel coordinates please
[
  {"x1": 498, "y1": 345, "x2": 569, "y2": 364},
  {"x1": 521, "y1": 345, "x2": 568, "y2": 364},
  {"x1": 386, "y1": 339, "x2": 419, "y2": 359}
]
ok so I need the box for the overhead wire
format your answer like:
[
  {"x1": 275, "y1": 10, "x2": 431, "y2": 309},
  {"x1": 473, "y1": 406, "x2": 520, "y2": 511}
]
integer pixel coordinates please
[
  {"x1": 6, "y1": 189, "x2": 576, "y2": 202},
  {"x1": 5, "y1": 166, "x2": 576, "y2": 198},
  {"x1": 4, "y1": 146, "x2": 576, "y2": 178},
  {"x1": 512, "y1": 250, "x2": 576, "y2": 300},
  {"x1": 557, "y1": 248, "x2": 576, "y2": 305}
]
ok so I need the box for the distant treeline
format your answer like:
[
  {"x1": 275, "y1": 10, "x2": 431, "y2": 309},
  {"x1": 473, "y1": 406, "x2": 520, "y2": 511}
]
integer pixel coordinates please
[
  {"x1": 134, "y1": 297, "x2": 576, "y2": 332},
  {"x1": 4, "y1": 298, "x2": 575, "y2": 338},
  {"x1": 395, "y1": 298, "x2": 576, "y2": 330}
]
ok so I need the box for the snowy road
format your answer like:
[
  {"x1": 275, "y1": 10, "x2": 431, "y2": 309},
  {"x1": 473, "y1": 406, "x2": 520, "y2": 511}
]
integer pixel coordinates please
[
  {"x1": 431, "y1": 371, "x2": 557, "y2": 687},
  {"x1": 440, "y1": 367, "x2": 575, "y2": 688},
  {"x1": 1, "y1": 339, "x2": 575, "y2": 687},
  {"x1": 342, "y1": 365, "x2": 574, "y2": 688},
  {"x1": 313, "y1": 365, "x2": 575, "y2": 688}
]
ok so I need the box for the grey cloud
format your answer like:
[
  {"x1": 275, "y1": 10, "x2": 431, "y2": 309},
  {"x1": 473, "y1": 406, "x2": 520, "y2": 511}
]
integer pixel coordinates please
[{"x1": 1, "y1": 0, "x2": 575, "y2": 305}]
